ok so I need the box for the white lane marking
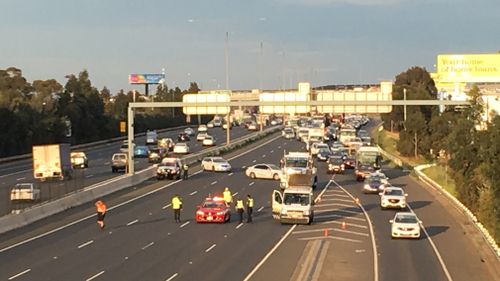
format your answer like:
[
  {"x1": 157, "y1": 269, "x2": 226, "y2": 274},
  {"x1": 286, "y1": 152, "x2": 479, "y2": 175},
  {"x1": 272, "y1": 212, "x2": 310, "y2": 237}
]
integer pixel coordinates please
[
  {"x1": 333, "y1": 179, "x2": 379, "y2": 281},
  {"x1": 205, "y1": 244, "x2": 216, "y2": 253},
  {"x1": 0, "y1": 169, "x2": 29, "y2": 179},
  {"x1": 243, "y1": 225, "x2": 296, "y2": 281},
  {"x1": 252, "y1": 160, "x2": 256, "y2": 163},
  {"x1": 86, "y1": 270, "x2": 105, "y2": 281},
  {"x1": 316, "y1": 221, "x2": 368, "y2": 229},
  {"x1": 257, "y1": 206, "x2": 264, "y2": 212},
  {"x1": 210, "y1": 181, "x2": 217, "y2": 185},
  {"x1": 315, "y1": 208, "x2": 362, "y2": 215},
  {"x1": 189, "y1": 191, "x2": 198, "y2": 195},
  {"x1": 228, "y1": 173, "x2": 233, "y2": 176},
  {"x1": 165, "y1": 273, "x2": 179, "y2": 281},
  {"x1": 236, "y1": 223, "x2": 244, "y2": 229},
  {"x1": 233, "y1": 192, "x2": 239, "y2": 196},
  {"x1": 86, "y1": 174, "x2": 94, "y2": 178},
  {"x1": 297, "y1": 236, "x2": 363, "y2": 243},
  {"x1": 319, "y1": 198, "x2": 353, "y2": 202},
  {"x1": 0, "y1": 134, "x2": 284, "y2": 254},
  {"x1": 180, "y1": 221, "x2": 190, "y2": 228},
  {"x1": 270, "y1": 150, "x2": 274, "y2": 153},
  {"x1": 278, "y1": 146, "x2": 282, "y2": 149},
  {"x1": 322, "y1": 193, "x2": 350, "y2": 198},
  {"x1": 407, "y1": 204, "x2": 453, "y2": 281},
  {"x1": 104, "y1": 162, "x2": 110, "y2": 165},
  {"x1": 293, "y1": 228, "x2": 369, "y2": 237},
  {"x1": 242, "y1": 166, "x2": 246, "y2": 169},
  {"x1": 315, "y1": 214, "x2": 366, "y2": 222},
  {"x1": 142, "y1": 242, "x2": 154, "y2": 250},
  {"x1": 78, "y1": 240, "x2": 94, "y2": 249},
  {"x1": 262, "y1": 154, "x2": 266, "y2": 158},
  {"x1": 162, "y1": 204, "x2": 172, "y2": 210},
  {"x1": 8, "y1": 268, "x2": 31, "y2": 280},
  {"x1": 126, "y1": 219, "x2": 139, "y2": 226},
  {"x1": 249, "y1": 182, "x2": 254, "y2": 186},
  {"x1": 16, "y1": 177, "x2": 26, "y2": 181},
  {"x1": 316, "y1": 203, "x2": 359, "y2": 208}
]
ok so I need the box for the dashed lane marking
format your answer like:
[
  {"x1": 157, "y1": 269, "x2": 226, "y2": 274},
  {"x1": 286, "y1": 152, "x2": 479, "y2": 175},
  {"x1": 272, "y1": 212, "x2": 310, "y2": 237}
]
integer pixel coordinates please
[
  {"x1": 86, "y1": 271, "x2": 105, "y2": 281},
  {"x1": 228, "y1": 173, "x2": 233, "y2": 176},
  {"x1": 236, "y1": 223, "x2": 244, "y2": 229},
  {"x1": 249, "y1": 182, "x2": 254, "y2": 186},
  {"x1": 257, "y1": 206, "x2": 264, "y2": 212},
  {"x1": 126, "y1": 219, "x2": 139, "y2": 226},
  {"x1": 262, "y1": 154, "x2": 266, "y2": 157},
  {"x1": 210, "y1": 181, "x2": 217, "y2": 185},
  {"x1": 180, "y1": 221, "x2": 190, "y2": 228},
  {"x1": 242, "y1": 166, "x2": 246, "y2": 169},
  {"x1": 165, "y1": 273, "x2": 178, "y2": 281},
  {"x1": 189, "y1": 191, "x2": 198, "y2": 195},
  {"x1": 141, "y1": 242, "x2": 154, "y2": 250},
  {"x1": 252, "y1": 160, "x2": 256, "y2": 163},
  {"x1": 8, "y1": 269, "x2": 31, "y2": 280},
  {"x1": 162, "y1": 204, "x2": 172, "y2": 210},
  {"x1": 205, "y1": 244, "x2": 216, "y2": 253},
  {"x1": 85, "y1": 174, "x2": 94, "y2": 178},
  {"x1": 270, "y1": 150, "x2": 274, "y2": 153},
  {"x1": 16, "y1": 177, "x2": 26, "y2": 181},
  {"x1": 233, "y1": 192, "x2": 239, "y2": 196},
  {"x1": 78, "y1": 240, "x2": 94, "y2": 249}
]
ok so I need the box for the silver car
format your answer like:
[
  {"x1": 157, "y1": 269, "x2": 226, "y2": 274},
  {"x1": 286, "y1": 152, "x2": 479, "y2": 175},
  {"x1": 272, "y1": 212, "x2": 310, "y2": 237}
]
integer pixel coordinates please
[
  {"x1": 390, "y1": 212, "x2": 422, "y2": 239},
  {"x1": 201, "y1": 157, "x2": 232, "y2": 172},
  {"x1": 380, "y1": 186, "x2": 407, "y2": 209},
  {"x1": 245, "y1": 164, "x2": 282, "y2": 180}
]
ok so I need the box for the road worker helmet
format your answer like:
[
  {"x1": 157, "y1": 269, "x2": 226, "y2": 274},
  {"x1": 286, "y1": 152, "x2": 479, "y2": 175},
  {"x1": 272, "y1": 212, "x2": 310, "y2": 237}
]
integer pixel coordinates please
[{"x1": 225, "y1": 187, "x2": 229, "y2": 191}]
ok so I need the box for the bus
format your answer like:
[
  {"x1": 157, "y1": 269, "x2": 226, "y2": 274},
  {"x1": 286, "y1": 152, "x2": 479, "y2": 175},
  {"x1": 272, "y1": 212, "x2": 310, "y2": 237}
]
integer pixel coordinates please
[
  {"x1": 338, "y1": 128, "x2": 356, "y2": 145},
  {"x1": 355, "y1": 146, "x2": 381, "y2": 170}
]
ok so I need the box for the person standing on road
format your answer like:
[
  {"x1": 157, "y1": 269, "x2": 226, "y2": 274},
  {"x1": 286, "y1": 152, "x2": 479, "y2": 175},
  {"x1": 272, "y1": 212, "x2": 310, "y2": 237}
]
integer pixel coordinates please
[
  {"x1": 182, "y1": 163, "x2": 189, "y2": 180},
  {"x1": 172, "y1": 194, "x2": 183, "y2": 223},
  {"x1": 223, "y1": 187, "x2": 233, "y2": 206},
  {"x1": 235, "y1": 198, "x2": 245, "y2": 224},
  {"x1": 95, "y1": 200, "x2": 107, "y2": 229},
  {"x1": 246, "y1": 194, "x2": 254, "y2": 223}
]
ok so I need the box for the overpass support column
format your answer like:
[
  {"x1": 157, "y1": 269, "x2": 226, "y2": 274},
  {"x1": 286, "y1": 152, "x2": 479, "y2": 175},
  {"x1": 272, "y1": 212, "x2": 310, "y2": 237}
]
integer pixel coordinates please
[{"x1": 127, "y1": 106, "x2": 135, "y2": 175}]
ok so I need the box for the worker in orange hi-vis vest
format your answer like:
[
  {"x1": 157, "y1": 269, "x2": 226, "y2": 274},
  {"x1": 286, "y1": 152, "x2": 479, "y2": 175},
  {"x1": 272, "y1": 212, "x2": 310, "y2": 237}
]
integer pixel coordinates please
[{"x1": 95, "y1": 200, "x2": 107, "y2": 229}]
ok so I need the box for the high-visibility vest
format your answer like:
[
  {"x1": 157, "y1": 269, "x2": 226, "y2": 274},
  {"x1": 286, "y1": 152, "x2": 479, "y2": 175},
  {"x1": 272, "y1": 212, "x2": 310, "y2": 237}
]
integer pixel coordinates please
[
  {"x1": 236, "y1": 200, "x2": 244, "y2": 210},
  {"x1": 96, "y1": 202, "x2": 106, "y2": 213},
  {"x1": 223, "y1": 190, "x2": 232, "y2": 203},
  {"x1": 172, "y1": 196, "x2": 182, "y2": 209},
  {"x1": 247, "y1": 198, "x2": 254, "y2": 208}
]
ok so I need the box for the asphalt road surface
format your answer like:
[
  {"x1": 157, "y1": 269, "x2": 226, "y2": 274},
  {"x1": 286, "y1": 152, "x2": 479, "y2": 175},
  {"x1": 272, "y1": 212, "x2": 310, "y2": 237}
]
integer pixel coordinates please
[{"x1": 0, "y1": 127, "x2": 498, "y2": 281}]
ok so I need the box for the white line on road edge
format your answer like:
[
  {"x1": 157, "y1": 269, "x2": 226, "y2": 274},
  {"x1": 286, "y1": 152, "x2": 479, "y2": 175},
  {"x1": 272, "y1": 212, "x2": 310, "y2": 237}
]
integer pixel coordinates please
[
  {"x1": 165, "y1": 273, "x2": 178, "y2": 281},
  {"x1": 86, "y1": 174, "x2": 94, "y2": 178},
  {"x1": 407, "y1": 204, "x2": 453, "y2": 281},
  {"x1": 86, "y1": 270, "x2": 105, "y2": 281},
  {"x1": 249, "y1": 182, "x2": 254, "y2": 186},
  {"x1": 252, "y1": 160, "x2": 256, "y2": 163},
  {"x1": 242, "y1": 166, "x2": 246, "y2": 169},
  {"x1": 236, "y1": 223, "x2": 244, "y2": 229},
  {"x1": 205, "y1": 244, "x2": 216, "y2": 252},
  {"x1": 180, "y1": 221, "x2": 190, "y2": 228},
  {"x1": 162, "y1": 204, "x2": 172, "y2": 210},
  {"x1": 78, "y1": 240, "x2": 94, "y2": 249},
  {"x1": 8, "y1": 268, "x2": 31, "y2": 280},
  {"x1": 257, "y1": 206, "x2": 264, "y2": 212},
  {"x1": 189, "y1": 191, "x2": 198, "y2": 195},
  {"x1": 210, "y1": 181, "x2": 217, "y2": 185},
  {"x1": 243, "y1": 225, "x2": 296, "y2": 281},
  {"x1": 0, "y1": 134, "x2": 283, "y2": 254},
  {"x1": 16, "y1": 177, "x2": 26, "y2": 181},
  {"x1": 126, "y1": 219, "x2": 139, "y2": 226},
  {"x1": 270, "y1": 150, "x2": 274, "y2": 153},
  {"x1": 333, "y1": 179, "x2": 379, "y2": 281},
  {"x1": 141, "y1": 242, "x2": 154, "y2": 250},
  {"x1": 228, "y1": 173, "x2": 233, "y2": 176},
  {"x1": 262, "y1": 154, "x2": 266, "y2": 157}
]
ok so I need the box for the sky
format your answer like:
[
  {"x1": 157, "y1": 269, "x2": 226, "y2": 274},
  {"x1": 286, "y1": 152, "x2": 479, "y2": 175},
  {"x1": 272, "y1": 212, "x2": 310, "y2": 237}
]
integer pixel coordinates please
[{"x1": 1, "y1": 0, "x2": 499, "y2": 94}]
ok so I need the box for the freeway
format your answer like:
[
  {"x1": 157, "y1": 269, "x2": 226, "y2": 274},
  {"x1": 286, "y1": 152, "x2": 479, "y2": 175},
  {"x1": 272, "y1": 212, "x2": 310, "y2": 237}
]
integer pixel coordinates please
[
  {"x1": 0, "y1": 126, "x2": 257, "y2": 216},
  {"x1": 1, "y1": 124, "x2": 499, "y2": 281}
]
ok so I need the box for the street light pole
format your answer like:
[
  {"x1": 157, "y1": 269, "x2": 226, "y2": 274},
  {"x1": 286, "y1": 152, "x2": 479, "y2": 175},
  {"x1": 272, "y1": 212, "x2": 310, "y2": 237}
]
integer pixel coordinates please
[
  {"x1": 403, "y1": 88, "x2": 407, "y2": 122},
  {"x1": 225, "y1": 31, "x2": 229, "y2": 90}
]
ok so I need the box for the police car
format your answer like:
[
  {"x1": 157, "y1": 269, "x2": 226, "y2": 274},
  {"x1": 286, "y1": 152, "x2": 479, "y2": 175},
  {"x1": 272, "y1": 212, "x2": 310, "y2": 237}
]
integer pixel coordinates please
[{"x1": 195, "y1": 196, "x2": 231, "y2": 223}]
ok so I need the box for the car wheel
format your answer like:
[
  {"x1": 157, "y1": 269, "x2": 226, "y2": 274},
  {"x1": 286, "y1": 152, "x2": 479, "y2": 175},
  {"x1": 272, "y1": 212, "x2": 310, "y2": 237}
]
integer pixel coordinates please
[
  {"x1": 273, "y1": 173, "x2": 280, "y2": 180},
  {"x1": 250, "y1": 172, "x2": 256, "y2": 179}
]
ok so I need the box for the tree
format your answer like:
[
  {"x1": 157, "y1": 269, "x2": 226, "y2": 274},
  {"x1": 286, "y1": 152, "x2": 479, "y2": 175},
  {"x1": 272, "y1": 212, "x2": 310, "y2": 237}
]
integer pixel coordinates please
[{"x1": 398, "y1": 110, "x2": 428, "y2": 157}]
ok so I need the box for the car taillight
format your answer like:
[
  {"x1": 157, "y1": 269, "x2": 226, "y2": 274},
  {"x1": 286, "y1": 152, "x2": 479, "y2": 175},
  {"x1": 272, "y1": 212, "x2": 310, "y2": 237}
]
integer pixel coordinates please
[{"x1": 196, "y1": 211, "x2": 204, "y2": 215}]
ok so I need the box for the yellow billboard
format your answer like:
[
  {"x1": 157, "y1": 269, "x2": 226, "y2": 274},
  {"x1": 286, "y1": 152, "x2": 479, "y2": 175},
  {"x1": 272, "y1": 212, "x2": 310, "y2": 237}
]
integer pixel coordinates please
[{"x1": 437, "y1": 54, "x2": 500, "y2": 83}]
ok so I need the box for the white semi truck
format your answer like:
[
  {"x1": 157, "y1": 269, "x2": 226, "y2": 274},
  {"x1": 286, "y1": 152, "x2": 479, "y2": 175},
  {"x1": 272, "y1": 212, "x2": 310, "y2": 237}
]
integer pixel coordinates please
[
  {"x1": 32, "y1": 144, "x2": 72, "y2": 181},
  {"x1": 280, "y1": 152, "x2": 317, "y2": 190}
]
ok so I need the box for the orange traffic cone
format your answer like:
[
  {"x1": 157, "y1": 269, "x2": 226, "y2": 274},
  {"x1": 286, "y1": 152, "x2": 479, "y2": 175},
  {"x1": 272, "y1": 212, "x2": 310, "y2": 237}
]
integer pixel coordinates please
[
  {"x1": 354, "y1": 197, "x2": 360, "y2": 205},
  {"x1": 323, "y1": 228, "x2": 328, "y2": 237},
  {"x1": 341, "y1": 221, "x2": 347, "y2": 229}
]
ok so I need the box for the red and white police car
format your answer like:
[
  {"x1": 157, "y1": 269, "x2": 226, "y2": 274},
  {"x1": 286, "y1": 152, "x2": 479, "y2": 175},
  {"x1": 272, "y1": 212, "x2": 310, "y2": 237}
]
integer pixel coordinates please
[{"x1": 195, "y1": 196, "x2": 231, "y2": 223}]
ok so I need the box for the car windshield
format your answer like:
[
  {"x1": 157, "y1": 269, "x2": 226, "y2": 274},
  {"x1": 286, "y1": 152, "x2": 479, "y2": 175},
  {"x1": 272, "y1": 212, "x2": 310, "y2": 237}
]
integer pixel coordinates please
[
  {"x1": 176, "y1": 143, "x2": 186, "y2": 147},
  {"x1": 284, "y1": 129, "x2": 293, "y2": 133},
  {"x1": 395, "y1": 215, "x2": 418, "y2": 224},
  {"x1": 367, "y1": 177, "x2": 381, "y2": 185},
  {"x1": 15, "y1": 184, "x2": 32, "y2": 190},
  {"x1": 329, "y1": 157, "x2": 343, "y2": 164},
  {"x1": 385, "y1": 189, "x2": 403, "y2": 196},
  {"x1": 268, "y1": 164, "x2": 279, "y2": 170},
  {"x1": 318, "y1": 148, "x2": 330, "y2": 153},
  {"x1": 284, "y1": 193, "x2": 310, "y2": 206},
  {"x1": 161, "y1": 159, "x2": 177, "y2": 166},
  {"x1": 212, "y1": 158, "x2": 226, "y2": 163},
  {"x1": 285, "y1": 158, "x2": 308, "y2": 168},
  {"x1": 202, "y1": 201, "x2": 226, "y2": 208}
]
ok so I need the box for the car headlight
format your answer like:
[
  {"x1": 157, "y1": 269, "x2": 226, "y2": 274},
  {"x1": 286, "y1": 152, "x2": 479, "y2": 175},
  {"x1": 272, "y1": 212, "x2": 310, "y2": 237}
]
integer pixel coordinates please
[
  {"x1": 280, "y1": 210, "x2": 287, "y2": 215},
  {"x1": 328, "y1": 164, "x2": 333, "y2": 168},
  {"x1": 364, "y1": 184, "x2": 370, "y2": 189},
  {"x1": 303, "y1": 210, "x2": 310, "y2": 216},
  {"x1": 156, "y1": 168, "x2": 162, "y2": 173},
  {"x1": 216, "y1": 211, "x2": 225, "y2": 215},
  {"x1": 341, "y1": 164, "x2": 345, "y2": 168}
]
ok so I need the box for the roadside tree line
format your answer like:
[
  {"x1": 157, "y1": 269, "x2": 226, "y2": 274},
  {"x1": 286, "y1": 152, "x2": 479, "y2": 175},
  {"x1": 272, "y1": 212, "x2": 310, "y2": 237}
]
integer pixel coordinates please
[
  {"x1": 0, "y1": 67, "x2": 202, "y2": 158},
  {"x1": 381, "y1": 66, "x2": 499, "y2": 243}
]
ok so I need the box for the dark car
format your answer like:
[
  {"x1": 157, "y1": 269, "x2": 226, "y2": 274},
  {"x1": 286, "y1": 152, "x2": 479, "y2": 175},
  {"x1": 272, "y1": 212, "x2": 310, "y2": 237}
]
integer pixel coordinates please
[
  {"x1": 327, "y1": 156, "x2": 345, "y2": 174},
  {"x1": 148, "y1": 146, "x2": 167, "y2": 163},
  {"x1": 355, "y1": 164, "x2": 375, "y2": 181},
  {"x1": 178, "y1": 132, "x2": 190, "y2": 142},
  {"x1": 134, "y1": 145, "x2": 149, "y2": 158},
  {"x1": 316, "y1": 148, "x2": 332, "y2": 161},
  {"x1": 343, "y1": 155, "x2": 356, "y2": 169},
  {"x1": 362, "y1": 176, "x2": 385, "y2": 194}
]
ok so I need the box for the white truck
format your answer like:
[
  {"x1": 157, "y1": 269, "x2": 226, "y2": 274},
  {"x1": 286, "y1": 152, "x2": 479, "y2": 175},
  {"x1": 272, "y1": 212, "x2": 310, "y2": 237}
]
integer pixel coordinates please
[
  {"x1": 280, "y1": 152, "x2": 318, "y2": 190},
  {"x1": 272, "y1": 187, "x2": 315, "y2": 224},
  {"x1": 33, "y1": 144, "x2": 72, "y2": 181}
]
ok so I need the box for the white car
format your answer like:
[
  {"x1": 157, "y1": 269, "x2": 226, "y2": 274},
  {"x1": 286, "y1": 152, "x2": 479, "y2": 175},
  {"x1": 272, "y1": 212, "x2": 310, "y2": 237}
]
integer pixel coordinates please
[
  {"x1": 184, "y1": 127, "x2": 195, "y2": 136},
  {"x1": 390, "y1": 212, "x2": 422, "y2": 239},
  {"x1": 173, "y1": 142, "x2": 190, "y2": 154},
  {"x1": 207, "y1": 122, "x2": 215, "y2": 128},
  {"x1": 198, "y1": 124, "x2": 208, "y2": 132},
  {"x1": 202, "y1": 135, "x2": 216, "y2": 146},
  {"x1": 369, "y1": 171, "x2": 389, "y2": 185},
  {"x1": 10, "y1": 183, "x2": 40, "y2": 202},
  {"x1": 197, "y1": 132, "x2": 208, "y2": 141},
  {"x1": 310, "y1": 143, "x2": 329, "y2": 156},
  {"x1": 380, "y1": 186, "x2": 407, "y2": 209},
  {"x1": 248, "y1": 123, "x2": 258, "y2": 131},
  {"x1": 245, "y1": 164, "x2": 282, "y2": 180},
  {"x1": 201, "y1": 157, "x2": 232, "y2": 172}
]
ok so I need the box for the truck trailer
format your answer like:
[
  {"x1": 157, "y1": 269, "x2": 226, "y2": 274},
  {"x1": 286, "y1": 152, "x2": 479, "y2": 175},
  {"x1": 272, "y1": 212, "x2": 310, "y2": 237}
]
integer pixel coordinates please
[{"x1": 33, "y1": 144, "x2": 73, "y2": 181}]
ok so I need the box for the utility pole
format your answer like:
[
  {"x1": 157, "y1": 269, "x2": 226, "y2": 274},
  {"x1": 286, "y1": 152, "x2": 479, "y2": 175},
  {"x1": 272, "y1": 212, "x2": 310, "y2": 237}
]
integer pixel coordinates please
[{"x1": 225, "y1": 31, "x2": 229, "y2": 90}]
